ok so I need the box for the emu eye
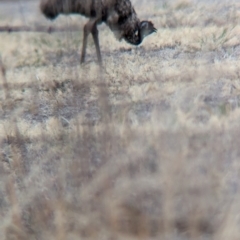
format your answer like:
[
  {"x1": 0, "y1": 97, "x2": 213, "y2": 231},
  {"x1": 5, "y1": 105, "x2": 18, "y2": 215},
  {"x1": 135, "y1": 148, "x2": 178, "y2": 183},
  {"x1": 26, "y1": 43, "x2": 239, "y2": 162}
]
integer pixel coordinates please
[{"x1": 140, "y1": 22, "x2": 148, "y2": 29}]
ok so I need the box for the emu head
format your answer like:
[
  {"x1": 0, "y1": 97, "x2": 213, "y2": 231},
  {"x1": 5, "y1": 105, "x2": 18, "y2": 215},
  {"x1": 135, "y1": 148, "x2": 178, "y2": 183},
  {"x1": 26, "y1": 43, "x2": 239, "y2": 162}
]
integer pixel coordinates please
[
  {"x1": 123, "y1": 20, "x2": 157, "y2": 45},
  {"x1": 139, "y1": 21, "x2": 157, "y2": 40}
]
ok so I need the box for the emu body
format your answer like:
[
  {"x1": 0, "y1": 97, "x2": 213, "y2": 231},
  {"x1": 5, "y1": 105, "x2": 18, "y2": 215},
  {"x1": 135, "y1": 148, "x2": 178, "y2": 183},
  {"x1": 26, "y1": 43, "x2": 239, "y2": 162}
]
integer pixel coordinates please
[{"x1": 40, "y1": 0, "x2": 156, "y2": 64}]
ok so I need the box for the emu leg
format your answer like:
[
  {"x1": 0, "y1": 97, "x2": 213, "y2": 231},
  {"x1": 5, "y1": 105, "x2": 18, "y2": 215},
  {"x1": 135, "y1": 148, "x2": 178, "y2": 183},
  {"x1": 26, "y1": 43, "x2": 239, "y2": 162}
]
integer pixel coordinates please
[
  {"x1": 91, "y1": 24, "x2": 102, "y2": 65},
  {"x1": 80, "y1": 21, "x2": 91, "y2": 64},
  {"x1": 80, "y1": 19, "x2": 102, "y2": 65}
]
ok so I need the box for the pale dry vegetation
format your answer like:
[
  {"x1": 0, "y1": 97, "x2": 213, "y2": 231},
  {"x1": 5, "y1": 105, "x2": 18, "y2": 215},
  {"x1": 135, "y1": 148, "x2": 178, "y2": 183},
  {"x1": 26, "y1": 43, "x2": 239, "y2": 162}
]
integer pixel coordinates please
[{"x1": 1, "y1": 0, "x2": 240, "y2": 239}]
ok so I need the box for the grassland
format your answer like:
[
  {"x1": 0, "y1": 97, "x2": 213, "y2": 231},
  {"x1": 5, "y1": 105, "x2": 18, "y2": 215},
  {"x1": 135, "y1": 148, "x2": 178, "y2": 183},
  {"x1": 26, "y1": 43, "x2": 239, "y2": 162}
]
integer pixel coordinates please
[{"x1": 1, "y1": 0, "x2": 240, "y2": 239}]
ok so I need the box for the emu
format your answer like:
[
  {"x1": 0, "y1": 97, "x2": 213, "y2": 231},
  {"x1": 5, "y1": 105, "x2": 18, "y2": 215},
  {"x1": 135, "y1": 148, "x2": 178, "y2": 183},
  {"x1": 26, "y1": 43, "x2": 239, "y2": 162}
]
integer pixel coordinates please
[{"x1": 40, "y1": 0, "x2": 156, "y2": 65}]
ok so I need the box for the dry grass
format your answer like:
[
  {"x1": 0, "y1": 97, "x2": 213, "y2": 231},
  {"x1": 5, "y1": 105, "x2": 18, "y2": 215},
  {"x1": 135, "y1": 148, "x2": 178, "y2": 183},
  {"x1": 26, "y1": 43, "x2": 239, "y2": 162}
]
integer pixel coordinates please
[{"x1": 1, "y1": 0, "x2": 240, "y2": 239}]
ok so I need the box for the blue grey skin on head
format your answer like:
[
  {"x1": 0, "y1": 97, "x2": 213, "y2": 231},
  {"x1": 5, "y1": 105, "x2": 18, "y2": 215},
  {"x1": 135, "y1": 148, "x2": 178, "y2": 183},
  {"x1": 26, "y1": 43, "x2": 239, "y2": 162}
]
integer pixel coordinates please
[{"x1": 140, "y1": 21, "x2": 157, "y2": 39}]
